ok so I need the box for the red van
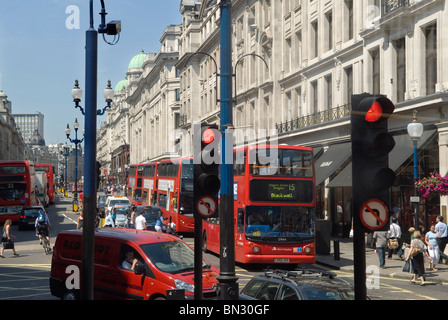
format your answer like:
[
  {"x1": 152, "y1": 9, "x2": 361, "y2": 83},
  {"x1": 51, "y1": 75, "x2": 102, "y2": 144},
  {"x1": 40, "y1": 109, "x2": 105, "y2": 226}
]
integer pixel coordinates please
[{"x1": 50, "y1": 228, "x2": 219, "y2": 300}]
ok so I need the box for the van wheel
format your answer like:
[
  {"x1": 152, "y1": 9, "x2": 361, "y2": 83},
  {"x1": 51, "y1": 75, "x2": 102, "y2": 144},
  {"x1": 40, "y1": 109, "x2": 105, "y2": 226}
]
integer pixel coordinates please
[
  {"x1": 62, "y1": 291, "x2": 78, "y2": 300},
  {"x1": 154, "y1": 296, "x2": 166, "y2": 300},
  {"x1": 202, "y1": 232, "x2": 208, "y2": 253}
]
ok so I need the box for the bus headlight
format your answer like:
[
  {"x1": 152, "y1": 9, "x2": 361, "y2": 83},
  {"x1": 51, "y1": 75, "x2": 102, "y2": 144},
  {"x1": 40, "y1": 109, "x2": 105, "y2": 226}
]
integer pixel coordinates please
[
  {"x1": 252, "y1": 246, "x2": 260, "y2": 253},
  {"x1": 304, "y1": 246, "x2": 311, "y2": 253},
  {"x1": 174, "y1": 279, "x2": 194, "y2": 293}
]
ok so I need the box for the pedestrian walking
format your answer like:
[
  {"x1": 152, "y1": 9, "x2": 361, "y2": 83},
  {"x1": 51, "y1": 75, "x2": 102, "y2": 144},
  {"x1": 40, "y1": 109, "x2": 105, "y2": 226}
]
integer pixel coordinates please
[
  {"x1": 406, "y1": 231, "x2": 430, "y2": 286},
  {"x1": 1, "y1": 219, "x2": 19, "y2": 258},
  {"x1": 425, "y1": 224, "x2": 439, "y2": 271},
  {"x1": 129, "y1": 206, "x2": 137, "y2": 229},
  {"x1": 104, "y1": 209, "x2": 115, "y2": 228},
  {"x1": 77, "y1": 210, "x2": 84, "y2": 229},
  {"x1": 371, "y1": 230, "x2": 389, "y2": 269},
  {"x1": 387, "y1": 217, "x2": 403, "y2": 260},
  {"x1": 135, "y1": 210, "x2": 146, "y2": 230},
  {"x1": 435, "y1": 215, "x2": 448, "y2": 264}
]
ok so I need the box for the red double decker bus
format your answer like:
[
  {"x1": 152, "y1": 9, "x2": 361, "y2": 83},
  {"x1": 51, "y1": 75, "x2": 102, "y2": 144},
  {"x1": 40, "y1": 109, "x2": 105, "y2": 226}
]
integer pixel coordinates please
[
  {"x1": 202, "y1": 144, "x2": 316, "y2": 264},
  {"x1": 35, "y1": 164, "x2": 56, "y2": 204},
  {"x1": 127, "y1": 164, "x2": 141, "y2": 205},
  {"x1": 0, "y1": 160, "x2": 38, "y2": 222},
  {"x1": 137, "y1": 162, "x2": 157, "y2": 206},
  {"x1": 153, "y1": 158, "x2": 194, "y2": 233}
]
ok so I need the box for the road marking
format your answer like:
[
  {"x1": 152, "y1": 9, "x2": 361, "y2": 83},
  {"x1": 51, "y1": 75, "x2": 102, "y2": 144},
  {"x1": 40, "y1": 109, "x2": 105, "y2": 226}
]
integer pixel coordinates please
[
  {"x1": 63, "y1": 213, "x2": 77, "y2": 224},
  {"x1": 0, "y1": 264, "x2": 50, "y2": 268},
  {"x1": 333, "y1": 270, "x2": 440, "y2": 300}
]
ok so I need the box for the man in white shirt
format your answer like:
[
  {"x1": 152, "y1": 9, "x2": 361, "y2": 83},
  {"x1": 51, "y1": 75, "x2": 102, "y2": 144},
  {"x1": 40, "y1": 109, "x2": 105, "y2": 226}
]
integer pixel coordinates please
[
  {"x1": 435, "y1": 215, "x2": 448, "y2": 264},
  {"x1": 387, "y1": 217, "x2": 403, "y2": 260},
  {"x1": 135, "y1": 211, "x2": 147, "y2": 230},
  {"x1": 103, "y1": 209, "x2": 115, "y2": 228}
]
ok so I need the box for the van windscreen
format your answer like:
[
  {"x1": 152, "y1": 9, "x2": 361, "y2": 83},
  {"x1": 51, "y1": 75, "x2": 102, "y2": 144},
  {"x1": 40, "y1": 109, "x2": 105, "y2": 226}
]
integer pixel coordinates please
[{"x1": 140, "y1": 241, "x2": 208, "y2": 274}]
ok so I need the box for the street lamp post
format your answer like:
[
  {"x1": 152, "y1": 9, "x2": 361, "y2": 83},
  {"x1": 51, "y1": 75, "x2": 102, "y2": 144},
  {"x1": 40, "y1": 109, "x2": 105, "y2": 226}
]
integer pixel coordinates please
[
  {"x1": 76, "y1": 0, "x2": 120, "y2": 300},
  {"x1": 407, "y1": 110, "x2": 424, "y2": 230},
  {"x1": 66, "y1": 118, "x2": 85, "y2": 212},
  {"x1": 62, "y1": 144, "x2": 70, "y2": 197}
]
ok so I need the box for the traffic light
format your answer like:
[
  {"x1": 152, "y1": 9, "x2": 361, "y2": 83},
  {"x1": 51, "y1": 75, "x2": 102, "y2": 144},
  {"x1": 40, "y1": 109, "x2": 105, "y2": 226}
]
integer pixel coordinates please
[
  {"x1": 193, "y1": 123, "x2": 221, "y2": 219},
  {"x1": 351, "y1": 94, "x2": 396, "y2": 232}
]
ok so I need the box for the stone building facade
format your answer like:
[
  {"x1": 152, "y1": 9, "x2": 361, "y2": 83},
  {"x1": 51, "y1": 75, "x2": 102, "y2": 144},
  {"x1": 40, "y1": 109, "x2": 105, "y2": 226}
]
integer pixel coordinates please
[{"x1": 99, "y1": 0, "x2": 448, "y2": 234}]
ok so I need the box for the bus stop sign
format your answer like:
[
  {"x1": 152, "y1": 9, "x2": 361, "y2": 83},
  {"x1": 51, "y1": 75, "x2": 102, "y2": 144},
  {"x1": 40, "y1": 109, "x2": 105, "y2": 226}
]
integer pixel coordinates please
[{"x1": 359, "y1": 199, "x2": 389, "y2": 231}]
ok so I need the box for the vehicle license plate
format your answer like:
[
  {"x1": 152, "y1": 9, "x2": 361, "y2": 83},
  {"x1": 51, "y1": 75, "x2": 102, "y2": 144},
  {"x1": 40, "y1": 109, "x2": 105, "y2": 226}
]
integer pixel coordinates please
[{"x1": 274, "y1": 258, "x2": 290, "y2": 263}]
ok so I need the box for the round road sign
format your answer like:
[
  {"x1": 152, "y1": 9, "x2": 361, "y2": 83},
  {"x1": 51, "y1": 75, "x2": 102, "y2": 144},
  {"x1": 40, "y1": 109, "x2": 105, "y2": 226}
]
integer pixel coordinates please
[
  {"x1": 360, "y1": 199, "x2": 389, "y2": 230},
  {"x1": 196, "y1": 195, "x2": 217, "y2": 218}
]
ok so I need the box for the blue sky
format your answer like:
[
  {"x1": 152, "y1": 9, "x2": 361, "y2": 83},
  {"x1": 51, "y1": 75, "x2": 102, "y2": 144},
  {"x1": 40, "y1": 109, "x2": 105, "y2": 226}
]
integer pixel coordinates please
[{"x1": 0, "y1": 0, "x2": 182, "y2": 145}]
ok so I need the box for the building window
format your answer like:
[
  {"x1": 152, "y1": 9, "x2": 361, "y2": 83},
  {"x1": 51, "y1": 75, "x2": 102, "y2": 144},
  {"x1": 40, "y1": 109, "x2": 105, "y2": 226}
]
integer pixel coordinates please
[
  {"x1": 325, "y1": 11, "x2": 333, "y2": 52},
  {"x1": 285, "y1": 38, "x2": 292, "y2": 73},
  {"x1": 395, "y1": 38, "x2": 406, "y2": 102},
  {"x1": 296, "y1": 87, "x2": 302, "y2": 119},
  {"x1": 325, "y1": 74, "x2": 332, "y2": 109},
  {"x1": 295, "y1": 31, "x2": 302, "y2": 69},
  {"x1": 311, "y1": 80, "x2": 318, "y2": 113},
  {"x1": 345, "y1": 0, "x2": 353, "y2": 41},
  {"x1": 425, "y1": 23, "x2": 437, "y2": 95},
  {"x1": 311, "y1": 21, "x2": 318, "y2": 58},
  {"x1": 345, "y1": 66, "x2": 353, "y2": 104},
  {"x1": 285, "y1": 91, "x2": 292, "y2": 122},
  {"x1": 371, "y1": 48, "x2": 380, "y2": 95}
]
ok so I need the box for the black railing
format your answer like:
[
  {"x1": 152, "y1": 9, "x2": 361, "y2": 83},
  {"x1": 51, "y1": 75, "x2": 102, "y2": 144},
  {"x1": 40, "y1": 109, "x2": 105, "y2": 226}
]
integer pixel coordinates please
[
  {"x1": 276, "y1": 104, "x2": 351, "y2": 134},
  {"x1": 382, "y1": 0, "x2": 409, "y2": 16}
]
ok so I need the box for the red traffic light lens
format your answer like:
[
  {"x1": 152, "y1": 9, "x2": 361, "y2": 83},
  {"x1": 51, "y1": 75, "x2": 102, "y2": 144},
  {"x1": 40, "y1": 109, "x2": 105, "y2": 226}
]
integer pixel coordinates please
[
  {"x1": 203, "y1": 128, "x2": 215, "y2": 144},
  {"x1": 365, "y1": 101, "x2": 382, "y2": 122}
]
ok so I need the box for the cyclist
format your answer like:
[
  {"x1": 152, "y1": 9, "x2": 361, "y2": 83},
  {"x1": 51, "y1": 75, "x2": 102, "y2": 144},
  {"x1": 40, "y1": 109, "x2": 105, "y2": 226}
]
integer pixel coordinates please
[{"x1": 35, "y1": 210, "x2": 51, "y2": 252}]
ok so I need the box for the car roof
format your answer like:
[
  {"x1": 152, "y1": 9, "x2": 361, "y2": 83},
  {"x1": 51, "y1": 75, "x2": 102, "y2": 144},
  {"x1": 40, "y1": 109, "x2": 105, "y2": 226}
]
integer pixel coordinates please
[
  {"x1": 107, "y1": 196, "x2": 129, "y2": 200},
  {"x1": 58, "y1": 228, "x2": 180, "y2": 245},
  {"x1": 256, "y1": 269, "x2": 352, "y2": 288}
]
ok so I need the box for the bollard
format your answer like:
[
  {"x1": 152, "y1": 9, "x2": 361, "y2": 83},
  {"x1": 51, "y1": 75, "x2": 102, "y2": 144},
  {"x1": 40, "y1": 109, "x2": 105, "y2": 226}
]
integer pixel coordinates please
[{"x1": 334, "y1": 240, "x2": 340, "y2": 260}]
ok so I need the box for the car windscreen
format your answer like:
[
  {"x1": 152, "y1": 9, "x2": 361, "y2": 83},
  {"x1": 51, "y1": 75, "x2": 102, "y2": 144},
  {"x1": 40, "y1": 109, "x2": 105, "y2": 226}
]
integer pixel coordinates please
[
  {"x1": 140, "y1": 241, "x2": 209, "y2": 274},
  {"x1": 299, "y1": 283, "x2": 354, "y2": 300},
  {"x1": 23, "y1": 208, "x2": 41, "y2": 217},
  {"x1": 110, "y1": 200, "x2": 130, "y2": 206}
]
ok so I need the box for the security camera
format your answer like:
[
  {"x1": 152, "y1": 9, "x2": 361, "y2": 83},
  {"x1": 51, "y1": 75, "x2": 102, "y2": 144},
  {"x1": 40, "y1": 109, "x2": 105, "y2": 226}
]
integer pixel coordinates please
[{"x1": 106, "y1": 20, "x2": 121, "y2": 35}]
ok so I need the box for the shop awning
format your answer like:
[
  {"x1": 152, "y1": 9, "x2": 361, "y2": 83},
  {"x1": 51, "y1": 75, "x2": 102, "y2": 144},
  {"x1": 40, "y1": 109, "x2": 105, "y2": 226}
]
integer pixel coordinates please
[
  {"x1": 326, "y1": 130, "x2": 437, "y2": 188},
  {"x1": 314, "y1": 142, "x2": 352, "y2": 186}
]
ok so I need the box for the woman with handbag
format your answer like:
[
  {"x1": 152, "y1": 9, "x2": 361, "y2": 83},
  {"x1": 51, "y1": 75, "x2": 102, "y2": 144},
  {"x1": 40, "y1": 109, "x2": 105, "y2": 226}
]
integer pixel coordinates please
[
  {"x1": 405, "y1": 231, "x2": 430, "y2": 286},
  {"x1": 1, "y1": 219, "x2": 19, "y2": 258}
]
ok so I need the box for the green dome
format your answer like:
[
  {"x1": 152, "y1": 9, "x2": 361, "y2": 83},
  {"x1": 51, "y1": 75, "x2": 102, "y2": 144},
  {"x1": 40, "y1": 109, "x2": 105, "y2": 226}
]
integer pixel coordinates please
[
  {"x1": 114, "y1": 78, "x2": 128, "y2": 92},
  {"x1": 128, "y1": 50, "x2": 147, "y2": 70}
]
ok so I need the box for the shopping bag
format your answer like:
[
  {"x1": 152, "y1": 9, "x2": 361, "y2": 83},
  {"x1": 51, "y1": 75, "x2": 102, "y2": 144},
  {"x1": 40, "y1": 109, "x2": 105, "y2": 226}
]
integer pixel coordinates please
[{"x1": 402, "y1": 260, "x2": 411, "y2": 273}]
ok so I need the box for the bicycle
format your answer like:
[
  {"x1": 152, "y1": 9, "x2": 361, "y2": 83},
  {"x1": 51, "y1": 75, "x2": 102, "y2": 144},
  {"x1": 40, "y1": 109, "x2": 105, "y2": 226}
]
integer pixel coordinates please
[
  {"x1": 36, "y1": 228, "x2": 51, "y2": 255},
  {"x1": 41, "y1": 236, "x2": 51, "y2": 255}
]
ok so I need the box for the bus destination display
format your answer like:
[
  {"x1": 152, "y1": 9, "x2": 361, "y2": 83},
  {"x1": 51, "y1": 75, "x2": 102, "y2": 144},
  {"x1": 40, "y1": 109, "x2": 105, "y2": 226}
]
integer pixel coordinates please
[{"x1": 249, "y1": 179, "x2": 313, "y2": 203}]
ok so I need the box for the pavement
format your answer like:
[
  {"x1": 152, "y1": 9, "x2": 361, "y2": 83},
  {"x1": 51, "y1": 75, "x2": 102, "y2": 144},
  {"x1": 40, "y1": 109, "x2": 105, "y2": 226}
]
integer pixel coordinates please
[{"x1": 316, "y1": 236, "x2": 448, "y2": 285}]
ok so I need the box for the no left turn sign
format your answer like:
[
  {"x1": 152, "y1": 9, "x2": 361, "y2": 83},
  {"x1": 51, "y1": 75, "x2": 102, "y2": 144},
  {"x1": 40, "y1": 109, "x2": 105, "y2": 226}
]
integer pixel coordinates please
[
  {"x1": 196, "y1": 195, "x2": 218, "y2": 218},
  {"x1": 360, "y1": 199, "x2": 389, "y2": 230}
]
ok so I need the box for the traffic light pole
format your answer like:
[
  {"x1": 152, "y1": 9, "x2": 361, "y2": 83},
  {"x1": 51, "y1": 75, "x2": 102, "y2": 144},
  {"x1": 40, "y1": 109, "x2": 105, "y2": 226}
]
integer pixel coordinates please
[
  {"x1": 351, "y1": 93, "x2": 396, "y2": 300},
  {"x1": 352, "y1": 209, "x2": 367, "y2": 300},
  {"x1": 218, "y1": 0, "x2": 239, "y2": 300}
]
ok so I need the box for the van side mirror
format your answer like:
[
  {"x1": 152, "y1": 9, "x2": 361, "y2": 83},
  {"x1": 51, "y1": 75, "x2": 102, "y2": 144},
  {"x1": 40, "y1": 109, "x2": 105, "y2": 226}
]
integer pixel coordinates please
[{"x1": 134, "y1": 261, "x2": 146, "y2": 275}]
